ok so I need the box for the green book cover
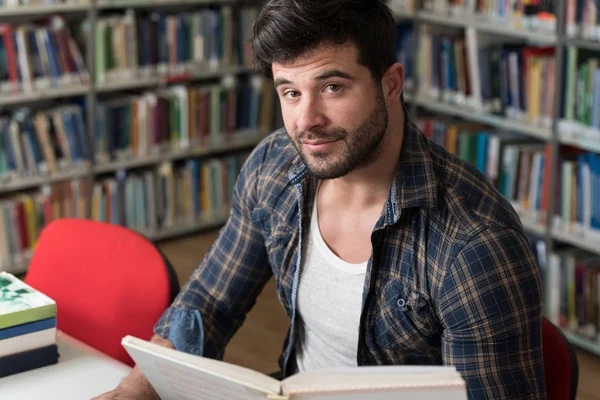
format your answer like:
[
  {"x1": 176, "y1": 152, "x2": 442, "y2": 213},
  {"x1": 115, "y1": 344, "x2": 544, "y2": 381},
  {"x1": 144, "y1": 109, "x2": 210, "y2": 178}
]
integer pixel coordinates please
[
  {"x1": 105, "y1": 23, "x2": 114, "y2": 71},
  {"x1": 564, "y1": 47, "x2": 578, "y2": 121},
  {"x1": 96, "y1": 22, "x2": 106, "y2": 83},
  {"x1": 210, "y1": 86, "x2": 221, "y2": 140},
  {"x1": 577, "y1": 63, "x2": 588, "y2": 124},
  {"x1": 0, "y1": 272, "x2": 56, "y2": 330}
]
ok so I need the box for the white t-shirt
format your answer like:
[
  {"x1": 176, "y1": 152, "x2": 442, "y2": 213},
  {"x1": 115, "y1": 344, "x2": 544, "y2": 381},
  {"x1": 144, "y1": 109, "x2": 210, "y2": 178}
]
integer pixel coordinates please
[{"x1": 294, "y1": 193, "x2": 368, "y2": 372}]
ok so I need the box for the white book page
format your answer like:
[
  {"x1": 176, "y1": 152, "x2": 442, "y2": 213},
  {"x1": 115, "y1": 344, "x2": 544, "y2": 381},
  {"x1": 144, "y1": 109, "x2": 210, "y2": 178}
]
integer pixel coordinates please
[
  {"x1": 122, "y1": 336, "x2": 281, "y2": 400},
  {"x1": 281, "y1": 366, "x2": 467, "y2": 399},
  {"x1": 289, "y1": 386, "x2": 467, "y2": 400}
]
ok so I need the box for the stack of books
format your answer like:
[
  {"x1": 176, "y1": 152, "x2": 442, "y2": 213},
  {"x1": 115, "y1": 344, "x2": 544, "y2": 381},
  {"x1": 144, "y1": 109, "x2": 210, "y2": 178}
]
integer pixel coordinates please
[{"x1": 0, "y1": 272, "x2": 58, "y2": 377}]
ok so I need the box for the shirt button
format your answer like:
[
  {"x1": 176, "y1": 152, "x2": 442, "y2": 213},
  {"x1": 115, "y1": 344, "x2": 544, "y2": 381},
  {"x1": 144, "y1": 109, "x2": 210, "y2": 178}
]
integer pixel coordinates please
[{"x1": 524, "y1": 384, "x2": 532, "y2": 394}]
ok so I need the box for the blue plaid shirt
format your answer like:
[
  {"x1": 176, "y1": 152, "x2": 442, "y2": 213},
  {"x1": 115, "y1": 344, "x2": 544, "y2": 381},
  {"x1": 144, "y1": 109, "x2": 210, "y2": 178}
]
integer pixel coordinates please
[{"x1": 154, "y1": 114, "x2": 546, "y2": 399}]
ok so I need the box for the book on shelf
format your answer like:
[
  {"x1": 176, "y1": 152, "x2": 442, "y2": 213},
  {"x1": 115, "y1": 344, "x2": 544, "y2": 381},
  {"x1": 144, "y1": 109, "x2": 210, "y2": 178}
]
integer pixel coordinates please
[
  {"x1": 0, "y1": 15, "x2": 89, "y2": 95},
  {"x1": 122, "y1": 335, "x2": 468, "y2": 400},
  {"x1": 0, "y1": 271, "x2": 58, "y2": 377},
  {"x1": 94, "y1": 5, "x2": 258, "y2": 85},
  {"x1": 396, "y1": 21, "x2": 416, "y2": 92},
  {"x1": 559, "y1": 46, "x2": 600, "y2": 145}
]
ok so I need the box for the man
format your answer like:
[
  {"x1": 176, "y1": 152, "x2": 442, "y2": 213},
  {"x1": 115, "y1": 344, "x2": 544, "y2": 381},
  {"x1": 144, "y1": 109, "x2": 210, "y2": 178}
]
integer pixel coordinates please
[{"x1": 95, "y1": 0, "x2": 546, "y2": 398}]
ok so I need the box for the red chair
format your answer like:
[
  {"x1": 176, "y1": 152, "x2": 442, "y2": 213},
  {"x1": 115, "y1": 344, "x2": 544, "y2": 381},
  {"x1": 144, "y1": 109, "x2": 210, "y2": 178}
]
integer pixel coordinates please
[
  {"x1": 24, "y1": 218, "x2": 180, "y2": 366},
  {"x1": 542, "y1": 318, "x2": 579, "y2": 400}
]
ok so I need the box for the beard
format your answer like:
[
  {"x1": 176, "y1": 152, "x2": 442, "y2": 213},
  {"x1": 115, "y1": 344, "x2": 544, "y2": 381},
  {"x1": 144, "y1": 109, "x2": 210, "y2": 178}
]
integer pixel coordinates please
[{"x1": 291, "y1": 88, "x2": 389, "y2": 180}]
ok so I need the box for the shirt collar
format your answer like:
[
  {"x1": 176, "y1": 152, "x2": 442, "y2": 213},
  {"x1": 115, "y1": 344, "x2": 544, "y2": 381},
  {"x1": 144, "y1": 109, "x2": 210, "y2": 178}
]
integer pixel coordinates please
[{"x1": 288, "y1": 107, "x2": 438, "y2": 225}]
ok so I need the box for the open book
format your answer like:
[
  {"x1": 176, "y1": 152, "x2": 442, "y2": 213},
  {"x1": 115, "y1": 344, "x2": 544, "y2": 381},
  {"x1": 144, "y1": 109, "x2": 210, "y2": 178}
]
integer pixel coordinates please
[{"x1": 122, "y1": 336, "x2": 468, "y2": 400}]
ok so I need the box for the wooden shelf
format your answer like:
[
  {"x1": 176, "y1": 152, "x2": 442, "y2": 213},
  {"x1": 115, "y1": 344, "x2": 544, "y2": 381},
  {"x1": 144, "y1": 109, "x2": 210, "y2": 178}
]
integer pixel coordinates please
[
  {"x1": 94, "y1": 129, "x2": 265, "y2": 174},
  {"x1": 139, "y1": 213, "x2": 228, "y2": 242},
  {"x1": 408, "y1": 94, "x2": 552, "y2": 141},
  {"x1": 0, "y1": 168, "x2": 90, "y2": 194},
  {"x1": 0, "y1": 85, "x2": 89, "y2": 106},
  {"x1": 552, "y1": 227, "x2": 600, "y2": 257},
  {"x1": 564, "y1": 331, "x2": 600, "y2": 357},
  {"x1": 0, "y1": 3, "x2": 88, "y2": 17},
  {"x1": 97, "y1": 0, "x2": 235, "y2": 9}
]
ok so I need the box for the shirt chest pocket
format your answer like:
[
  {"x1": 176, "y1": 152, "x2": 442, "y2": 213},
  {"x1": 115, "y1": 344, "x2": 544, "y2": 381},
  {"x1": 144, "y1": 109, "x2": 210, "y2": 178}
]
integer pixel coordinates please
[{"x1": 373, "y1": 278, "x2": 441, "y2": 353}]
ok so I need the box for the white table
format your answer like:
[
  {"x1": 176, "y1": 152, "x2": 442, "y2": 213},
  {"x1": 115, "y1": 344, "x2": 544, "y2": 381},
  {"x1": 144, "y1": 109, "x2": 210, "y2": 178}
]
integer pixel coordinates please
[{"x1": 0, "y1": 330, "x2": 132, "y2": 399}]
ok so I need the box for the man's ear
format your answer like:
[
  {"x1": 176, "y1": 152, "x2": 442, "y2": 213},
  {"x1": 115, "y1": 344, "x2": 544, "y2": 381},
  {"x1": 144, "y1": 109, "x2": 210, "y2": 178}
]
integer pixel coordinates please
[{"x1": 381, "y1": 63, "x2": 404, "y2": 106}]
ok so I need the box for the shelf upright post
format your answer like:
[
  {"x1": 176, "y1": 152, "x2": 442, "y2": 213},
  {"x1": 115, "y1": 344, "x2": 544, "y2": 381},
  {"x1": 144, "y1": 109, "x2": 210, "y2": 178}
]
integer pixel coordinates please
[
  {"x1": 86, "y1": 0, "x2": 98, "y2": 219},
  {"x1": 546, "y1": 0, "x2": 567, "y2": 258}
]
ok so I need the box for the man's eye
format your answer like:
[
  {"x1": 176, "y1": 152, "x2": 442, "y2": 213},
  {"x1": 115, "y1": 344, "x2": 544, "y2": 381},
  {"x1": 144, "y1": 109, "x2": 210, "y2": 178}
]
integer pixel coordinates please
[
  {"x1": 284, "y1": 91, "x2": 299, "y2": 99},
  {"x1": 326, "y1": 84, "x2": 342, "y2": 93}
]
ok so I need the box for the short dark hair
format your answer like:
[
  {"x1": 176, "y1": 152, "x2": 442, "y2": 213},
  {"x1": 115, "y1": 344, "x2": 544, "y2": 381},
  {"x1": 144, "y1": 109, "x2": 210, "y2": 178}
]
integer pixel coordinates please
[{"x1": 251, "y1": 0, "x2": 398, "y2": 81}]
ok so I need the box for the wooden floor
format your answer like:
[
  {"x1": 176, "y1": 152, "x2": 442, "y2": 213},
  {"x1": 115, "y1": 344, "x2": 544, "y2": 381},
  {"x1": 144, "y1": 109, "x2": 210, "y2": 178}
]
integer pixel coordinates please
[{"x1": 159, "y1": 229, "x2": 600, "y2": 399}]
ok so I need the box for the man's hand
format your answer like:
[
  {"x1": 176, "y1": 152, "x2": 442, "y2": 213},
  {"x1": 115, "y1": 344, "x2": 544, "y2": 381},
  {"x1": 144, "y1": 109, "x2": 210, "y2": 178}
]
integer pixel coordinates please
[
  {"x1": 91, "y1": 335, "x2": 175, "y2": 400},
  {"x1": 90, "y1": 366, "x2": 159, "y2": 400}
]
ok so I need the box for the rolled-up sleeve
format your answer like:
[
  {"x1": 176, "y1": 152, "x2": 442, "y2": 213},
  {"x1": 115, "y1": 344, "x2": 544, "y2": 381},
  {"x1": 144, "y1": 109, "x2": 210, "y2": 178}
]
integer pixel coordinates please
[
  {"x1": 154, "y1": 140, "x2": 272, "y2": 360},
  {"x1": 438, "y1": 227, "x2": 546, "y2": 399}
]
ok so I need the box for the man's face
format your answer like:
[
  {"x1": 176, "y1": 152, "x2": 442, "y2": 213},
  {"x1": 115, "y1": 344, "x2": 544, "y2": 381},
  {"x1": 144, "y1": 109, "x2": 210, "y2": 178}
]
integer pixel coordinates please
[{"x1": 272, "y1": 42, "x2": 389, "y2": 179}]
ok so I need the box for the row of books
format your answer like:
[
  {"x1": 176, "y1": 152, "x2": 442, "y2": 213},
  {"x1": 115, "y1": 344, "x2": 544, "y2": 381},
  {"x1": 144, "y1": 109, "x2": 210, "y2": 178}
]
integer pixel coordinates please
[
  {"x1": 416, "y1": 118, "x2": 551, "y2": 222},
  {"x1": 95, "y1": 6, "x2": 257, "y2": 84},
  {"x1": 0, "y1": 104, "x2": 89, "y2": 182},
  {"x1": 559, "y1": 46, "x2": 600, "y2": 143},
  {"x1": 553, "y1": 148, "x2": 600, "y2": 243},
  {"x1": 0, "y1": 73, "x2": 273, "y2": 184},
  {"x1": 414, "y1": 25, "x2": 557, "y2": 128},
  {"x1": 0, "y1": 179, "x2": 88, "y2": 269},
  {"x1": 0, "y1": 272, "x2": 58, "y2": 378},
  {"x1": 0, "y1": 152, "x2": 249, "y2": 270},
  {"x1": 417, "y1": 117, "x2": 600, "y2": 248},
  {"x1": 91, "y1": 154, "x2": 247, "y2": 234},
  {"x1": 566, "y1": 0, "x2": 600, "y2": 40},
  {"x1": 94, "y1": 74, "x2": 273, "y2": 164},
  {"x1": 0, "y1": 16, "x2": 89, "y2": 95}
]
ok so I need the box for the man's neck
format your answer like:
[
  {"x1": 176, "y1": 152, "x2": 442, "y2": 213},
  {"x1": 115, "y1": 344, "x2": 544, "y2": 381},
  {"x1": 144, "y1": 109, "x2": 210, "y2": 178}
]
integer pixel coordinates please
[{"x1": 320, "y1": 105, "x2": 405, "y2": 209}]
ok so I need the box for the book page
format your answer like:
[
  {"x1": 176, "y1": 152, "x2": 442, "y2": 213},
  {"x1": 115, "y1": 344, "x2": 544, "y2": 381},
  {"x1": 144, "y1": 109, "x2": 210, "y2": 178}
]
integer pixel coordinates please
[
  {"x1": 289, "y1": 386, "x2": 467, "y2": 400},
  {"x1": 281, "y1": 366, "x2": 467, "y2": 400},
  {"x1": 122, "y1": 336, "x2": 281, "y2": 400}
]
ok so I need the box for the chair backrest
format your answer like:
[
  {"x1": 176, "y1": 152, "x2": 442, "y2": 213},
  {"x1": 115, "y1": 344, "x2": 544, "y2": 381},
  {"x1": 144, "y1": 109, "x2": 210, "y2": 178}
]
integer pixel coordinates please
[
  {"x1": 24, "y1": 218, "x2": 179, "y2": 366},
  {"x1": 542, "y1": 318, "x2": 579, "y2": 400}
]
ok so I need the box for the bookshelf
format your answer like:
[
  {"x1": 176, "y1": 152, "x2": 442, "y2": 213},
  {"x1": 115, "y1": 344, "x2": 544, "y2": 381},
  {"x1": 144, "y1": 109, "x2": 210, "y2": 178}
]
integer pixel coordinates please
[
  {"x1": 391, "y1": 0, "x2": 600, "y2": 356},
  {"x1": 0, "y1": 0, "x2": 274, "y2": 274}
]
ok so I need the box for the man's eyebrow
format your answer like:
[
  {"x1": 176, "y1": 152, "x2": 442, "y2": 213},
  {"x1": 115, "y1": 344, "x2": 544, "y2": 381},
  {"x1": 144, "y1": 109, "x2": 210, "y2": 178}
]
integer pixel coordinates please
[
  {"x1": 314, "y1": 70, "x2": 355, "y2": 81},
  {"x1": 274, "y1": 78, "x2": 293, "y2": 89},
  {"x1": 273, "y1": 70, "x2": 355, "y2": 89}
]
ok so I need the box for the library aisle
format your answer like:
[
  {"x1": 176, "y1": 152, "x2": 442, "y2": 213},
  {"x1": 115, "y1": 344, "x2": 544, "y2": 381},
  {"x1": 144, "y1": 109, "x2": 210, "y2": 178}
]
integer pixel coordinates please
[{"x1": 2, "y1": 0, "x2": 600, "y2": 397}]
